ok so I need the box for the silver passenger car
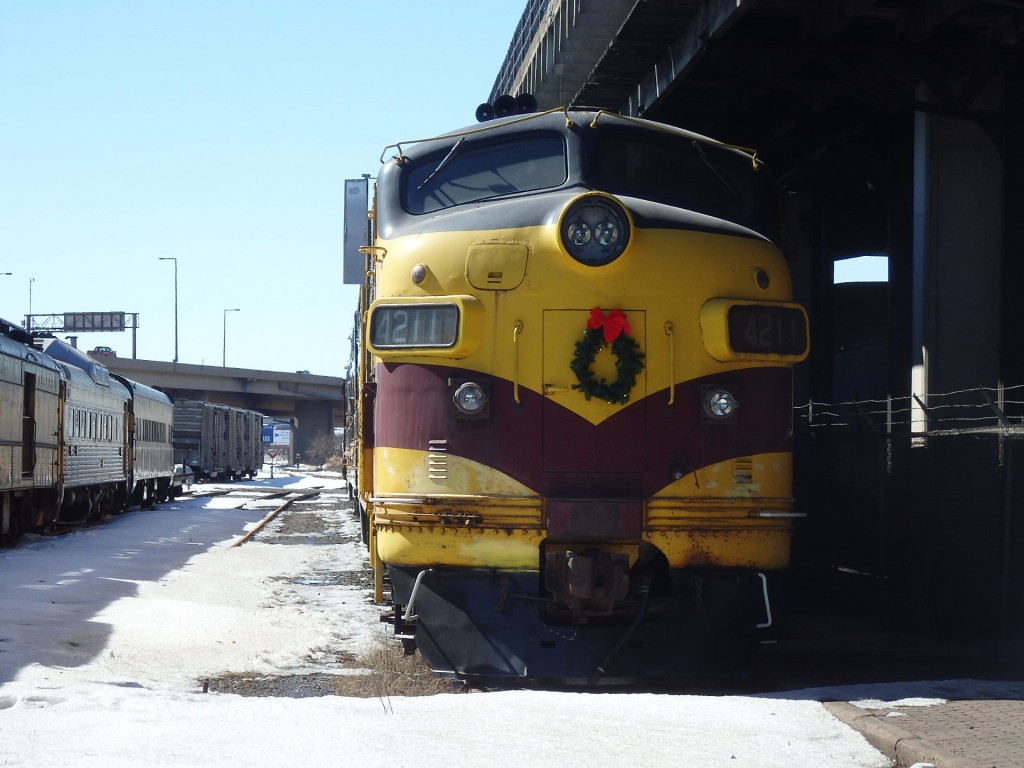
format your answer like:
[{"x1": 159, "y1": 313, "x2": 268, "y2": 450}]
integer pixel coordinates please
[
  {"x1": 112, "y1": 375, "x2": 175, "y2": 506},
  {"x1": 0, "y1": 319, "x2": 63, "y2": 541},
  {"x1": 41, "y1": 339, "x2": 131, "y2": 523}
]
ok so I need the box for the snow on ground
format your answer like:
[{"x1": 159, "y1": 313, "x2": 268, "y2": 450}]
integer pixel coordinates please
[{"x1": 0, "y1": 470, "x2": 1014, "y2": 767}]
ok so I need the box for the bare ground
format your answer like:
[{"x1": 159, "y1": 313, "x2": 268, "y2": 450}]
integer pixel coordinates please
[{"x1": 201, "y1": 486, "x2": 463, "y2": 698}]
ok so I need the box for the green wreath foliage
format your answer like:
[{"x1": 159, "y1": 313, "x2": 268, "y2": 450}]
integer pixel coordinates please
[{"x1": 570, "y1": 327, "x2": 645, "y2": 404}]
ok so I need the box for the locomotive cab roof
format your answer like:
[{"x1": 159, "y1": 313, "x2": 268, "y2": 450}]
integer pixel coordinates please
[{"x1": 376, "y1": 107, "x2": 782, "y2": 244}]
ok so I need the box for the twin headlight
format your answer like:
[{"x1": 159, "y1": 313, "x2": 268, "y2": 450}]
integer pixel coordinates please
[{"x1": 559, "y1": 194, "x2": 631, "y2": 266}]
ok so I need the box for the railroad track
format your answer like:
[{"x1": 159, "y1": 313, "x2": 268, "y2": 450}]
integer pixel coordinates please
[{"x1": 229, "y1": 488, "x2": 324, "y2": 547}]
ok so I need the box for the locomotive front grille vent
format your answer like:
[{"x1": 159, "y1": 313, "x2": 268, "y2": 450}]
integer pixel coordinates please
[
  {"x1": 427, "y1": 439, "x2": 448, "y2": 480},
  {"x1": 733, "y1": 457, "x2": 753, "y2": 486}
]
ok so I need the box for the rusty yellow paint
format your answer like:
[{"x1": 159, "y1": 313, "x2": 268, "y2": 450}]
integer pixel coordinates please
[
  {"x1": 366, "y1": 509, "x2": 385, "y2": 603},
  {"x1": 374, "y1": 446, "x2": 536, "y2": 497},
  {"x1": 646, "y1": 523, "x2": 793, "y2": 570},
  {"x1": 372, "y1": 448, "x2": 796, "y2": 571},
  {"x1": 644, "y1": 450, "x2": 797, "y2": 569},
  {"x1": 375, "y1": 524, "x2": 544, "y2": 570},
  {"x1": 652, "y1": 452, "x2": 794, "y2": 499},
  {"x1": 374, "y1": 507, "x2": 792, "y2": 571},
  {"x1": 370, "y1": 446, "x2": 544, "y2": 569}
]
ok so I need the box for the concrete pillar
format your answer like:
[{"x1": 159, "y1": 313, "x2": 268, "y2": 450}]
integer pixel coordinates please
[
  {"x1": 910, "y1": 107, "x2": 1003, "y2": 425},
  {"x1": 293, "y1": 400, "x2": 337, "y2": 462},
  {"x1": 909, "y1": 97, "x2": 1006, "y2": 641}
]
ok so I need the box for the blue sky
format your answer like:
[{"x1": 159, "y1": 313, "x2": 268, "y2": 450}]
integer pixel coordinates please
[
  {"x1": 835, "y1": 255, "x2": 888, "y2": 284},
  {"x1": 1, "y1": 1, "x2": 526, "y2": 376}
]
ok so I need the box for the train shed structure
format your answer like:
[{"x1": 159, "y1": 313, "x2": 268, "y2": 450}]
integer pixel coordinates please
[{"x1": 492, "y1": 0, "x2": 1024, "y2": 665}]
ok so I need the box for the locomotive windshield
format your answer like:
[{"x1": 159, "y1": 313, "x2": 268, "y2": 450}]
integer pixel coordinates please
[
  {"x1": 404, "y1": 134, "x2": 566, "y2": 213},
  {"x1": 395, "y1": 119, "x2": 778, "y2": 238},
  {"x1": 592, "y1": 130, "x2": 778, "y2": 236}
]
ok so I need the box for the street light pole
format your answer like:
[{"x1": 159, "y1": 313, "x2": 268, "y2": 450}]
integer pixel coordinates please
[
  {"x1": 27, "y1": 277, "x2": 34, "y2": 330},
  {"x1": 158, "y1": 257, "x2": 179, "y2": 362},
  {"x1": 223, "y1": 308, "x2": 240, "y2": 367}
]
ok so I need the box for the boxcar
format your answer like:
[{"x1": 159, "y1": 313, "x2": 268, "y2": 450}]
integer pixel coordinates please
[
  {"x1": 226, "y1": 407, "x2": 263, "y2": 480},
  {"x1": 173, "y1": 399, "x2": 263, "y2": 481}
]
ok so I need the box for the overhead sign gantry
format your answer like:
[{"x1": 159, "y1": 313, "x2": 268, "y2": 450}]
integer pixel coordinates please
[{"x1": 25, "y1": 311, "x2": 140, "y2": 358}]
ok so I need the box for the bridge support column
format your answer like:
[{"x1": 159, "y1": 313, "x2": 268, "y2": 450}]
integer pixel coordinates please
[{"x1": 293, "y1": 400, "x2": 336, "y2": 463}]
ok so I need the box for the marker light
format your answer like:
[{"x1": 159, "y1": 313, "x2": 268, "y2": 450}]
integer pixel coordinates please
[
  {"x1": 704, "y1": 389, "x2": 737, "y2": 419},
  {"x1": 453, "y1": 381, "x2": 488, "y2": 416}
]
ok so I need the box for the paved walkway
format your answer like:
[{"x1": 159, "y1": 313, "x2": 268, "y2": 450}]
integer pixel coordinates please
[{"x1": 826, "y1": 698, "x2": 1024, "y2": 768}]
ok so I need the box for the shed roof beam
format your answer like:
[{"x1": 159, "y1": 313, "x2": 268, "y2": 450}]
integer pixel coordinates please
[{"x1": 613, "y1": 0, "x2": 755, "y2": 117}]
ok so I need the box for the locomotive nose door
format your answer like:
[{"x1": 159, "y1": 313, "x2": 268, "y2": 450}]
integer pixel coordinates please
[{"x1": 541, "y1": 309, "x2": 646, "y2": 474}]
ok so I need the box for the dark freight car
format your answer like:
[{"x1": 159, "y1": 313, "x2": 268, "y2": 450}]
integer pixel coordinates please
[{"x1": 172, "y1": 399, "x2": 263, "y2": 481}]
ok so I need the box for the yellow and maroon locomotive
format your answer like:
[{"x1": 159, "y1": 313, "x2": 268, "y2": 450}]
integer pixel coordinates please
[{"x1": 344, "y1": 103, "x2": 808, "y2": 685}]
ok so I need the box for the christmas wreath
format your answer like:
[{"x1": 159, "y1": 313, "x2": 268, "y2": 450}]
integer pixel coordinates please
[{"x1": 570, "y1": 307, "x2": 645, "y2": 403}]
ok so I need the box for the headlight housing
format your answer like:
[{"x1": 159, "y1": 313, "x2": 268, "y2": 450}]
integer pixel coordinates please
[
  {"x1": 559, "y1": 194, "x2": 631, "y2": 266},
  {"x1": 453, "y1": 381, "x2": 488, "y2": 418},
  {"x1": 703, "y1": 388, "x2": 737, "y2": 420}
]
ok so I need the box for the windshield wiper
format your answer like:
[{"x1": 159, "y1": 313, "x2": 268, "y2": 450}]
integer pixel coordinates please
[
  {"x1": 692, "y1": 140, "x2": 739, "y2": 198},
  {"x1": 417, "y1": 138, "x2": 466, "y2": 191}
]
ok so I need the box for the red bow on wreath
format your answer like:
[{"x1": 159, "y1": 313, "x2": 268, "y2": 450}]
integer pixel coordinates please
[{"x1": 587, "y1": 307, "x2": 631, "y2": 344}]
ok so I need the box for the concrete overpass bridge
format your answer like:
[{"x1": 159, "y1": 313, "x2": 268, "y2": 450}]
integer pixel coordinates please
[{"x1": 98, "y1": 356, "x2": 346, "y2": 457}]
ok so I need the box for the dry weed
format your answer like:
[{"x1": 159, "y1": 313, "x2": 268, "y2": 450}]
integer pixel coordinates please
[
  {"x1": 333, "y1": 640, "x2": 464, "y2": 698},
  {"x1": 322, "y1": 455, "x2": 346, "y2": 472}
]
